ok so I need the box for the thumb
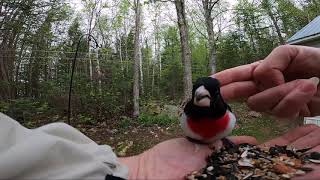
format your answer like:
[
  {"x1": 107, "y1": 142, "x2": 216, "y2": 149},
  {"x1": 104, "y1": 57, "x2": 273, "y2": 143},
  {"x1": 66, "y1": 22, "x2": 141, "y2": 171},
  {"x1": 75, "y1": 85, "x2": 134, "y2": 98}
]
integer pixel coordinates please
[{"x1": 247, "y1": 77, "x2": 319, "y2": 118}]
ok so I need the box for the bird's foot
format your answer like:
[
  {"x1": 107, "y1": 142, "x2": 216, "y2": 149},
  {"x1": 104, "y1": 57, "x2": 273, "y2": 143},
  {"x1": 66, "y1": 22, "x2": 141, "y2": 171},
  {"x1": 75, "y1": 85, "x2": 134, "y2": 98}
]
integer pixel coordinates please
[
  {"x1": 221, "y1": 137, "x2": 236, "y2": 149},
  {"x1": 186, "y1": 136, "x2": 207, "y2": 145}
]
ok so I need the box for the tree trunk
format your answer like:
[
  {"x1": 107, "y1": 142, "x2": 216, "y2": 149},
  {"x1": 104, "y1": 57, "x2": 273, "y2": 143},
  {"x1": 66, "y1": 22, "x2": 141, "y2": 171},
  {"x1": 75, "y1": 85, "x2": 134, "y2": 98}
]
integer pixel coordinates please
[
  {"x1": 269, "y1": 12, "x2": 284, "y2": 44},
  {"x1": 175, "y1": 0, "x2": 193, "y2": 104},
  {"x1": 151, "y1": 64, "x2": 155, "y2": 96},
  {"x1": 0, "y1": 31, "x2": 16, "y2": 100},
  {"x1": 262, "y1": 0, "x2": 284, "y2": 44},
  {"x1": 202, "y1": 0, "x2": 219, "y2": 74},
  {"x1": 133, "y1": 0, "x2": 141, "y2": 117},
  {"x1": 139, "y1": 45, "x2": 144, "y2": 95},
  {"x1": 117, "y1": 32, "x2": 124, "y2": 73},
  {"x1": 96, "y1": 50, "x2": 102, "y2": 95},
  {"x1": 13, "y1": 37, "x2": 26, "y2": 98},
  {"x1": 30, "y1": 47, "x2": 40, "y2": 98},
  {"x1": 0, "y1": 47, "x2": 12, "y2": 100}
]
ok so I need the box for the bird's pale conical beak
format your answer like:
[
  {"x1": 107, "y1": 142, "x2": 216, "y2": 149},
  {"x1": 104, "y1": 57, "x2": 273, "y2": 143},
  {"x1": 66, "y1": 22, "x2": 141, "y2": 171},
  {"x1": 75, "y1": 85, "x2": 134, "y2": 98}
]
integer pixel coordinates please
[{"x1": 194, "y1": 86, "x2": 211, "y2": 107}]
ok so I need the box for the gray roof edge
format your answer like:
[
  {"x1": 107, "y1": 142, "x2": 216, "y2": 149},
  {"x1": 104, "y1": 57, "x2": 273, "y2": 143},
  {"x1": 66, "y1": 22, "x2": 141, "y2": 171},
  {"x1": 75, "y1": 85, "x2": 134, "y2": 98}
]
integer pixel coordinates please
[
  {"x1": 286, "y1": 16, "x2": 320, "y2": 43},
  {"x1": 287, "y1": 33, "x2": 320, "y2": 45}
]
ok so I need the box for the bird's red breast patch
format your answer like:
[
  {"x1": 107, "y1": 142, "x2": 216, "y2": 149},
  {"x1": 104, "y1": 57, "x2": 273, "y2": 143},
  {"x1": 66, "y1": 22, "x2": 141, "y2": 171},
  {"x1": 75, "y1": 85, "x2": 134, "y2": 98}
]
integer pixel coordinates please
[{"x1": 187, "y1": 113, "x2": 229, "y2": 139}]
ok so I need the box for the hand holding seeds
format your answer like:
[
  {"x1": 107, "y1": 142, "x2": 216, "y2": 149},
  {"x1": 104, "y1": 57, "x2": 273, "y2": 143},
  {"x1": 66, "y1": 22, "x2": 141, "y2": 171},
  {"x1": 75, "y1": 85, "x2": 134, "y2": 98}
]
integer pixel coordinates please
[
  {"x1": 261, "y1": 124, "x2": 320, "y2": 180},
  {"x1": 187, "y1": 125, "x2": 320, "y2": 180},
  {"x1": 120, "y1": 125, "x2": 320, "y2": 180},
  {"x1": 120, "y1": 136, "x2": 257, "y2": 179}
]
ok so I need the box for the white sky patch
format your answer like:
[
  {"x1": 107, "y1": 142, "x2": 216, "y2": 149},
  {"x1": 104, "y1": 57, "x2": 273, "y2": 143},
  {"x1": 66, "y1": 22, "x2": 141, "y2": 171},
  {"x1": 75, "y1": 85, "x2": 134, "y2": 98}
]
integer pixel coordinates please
[{"x1": 67, "y1": 0, "x2": 237, "y2": 58}]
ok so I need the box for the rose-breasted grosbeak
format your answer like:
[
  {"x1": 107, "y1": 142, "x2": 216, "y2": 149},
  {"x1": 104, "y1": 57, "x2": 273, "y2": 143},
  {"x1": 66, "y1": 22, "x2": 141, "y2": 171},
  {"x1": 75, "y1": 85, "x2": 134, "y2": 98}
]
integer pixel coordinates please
[{"x1": 180, "y1": 77, "x2": 236, "y2": 144}]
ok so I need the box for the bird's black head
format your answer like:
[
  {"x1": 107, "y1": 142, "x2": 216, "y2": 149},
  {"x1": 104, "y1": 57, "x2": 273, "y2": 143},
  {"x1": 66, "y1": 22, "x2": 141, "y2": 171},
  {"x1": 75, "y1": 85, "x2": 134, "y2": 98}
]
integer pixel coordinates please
[{"x1": 184, "y1": 77, "x2": 230, "y2": 119}]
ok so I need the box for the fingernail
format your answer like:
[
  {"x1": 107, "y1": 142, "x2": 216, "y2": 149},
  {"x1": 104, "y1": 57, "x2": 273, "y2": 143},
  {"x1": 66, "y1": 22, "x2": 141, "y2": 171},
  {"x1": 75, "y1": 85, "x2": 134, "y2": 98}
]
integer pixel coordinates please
[
  {"x1": 309, "y1": 77, "x2": 319, "y2": 86},
  {"x1": 300, "y1": 77, "x2": 319, "y2": 93}
]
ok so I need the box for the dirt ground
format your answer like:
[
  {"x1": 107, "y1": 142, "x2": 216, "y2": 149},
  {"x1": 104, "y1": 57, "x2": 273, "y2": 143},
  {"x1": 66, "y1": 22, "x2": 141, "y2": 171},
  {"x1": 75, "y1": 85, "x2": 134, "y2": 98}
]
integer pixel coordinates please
[
  {"x1": 75, "y1": 102, "x2": 301, "y2": 157},
  {"x1": 21, "y1": 102, "x2": 302, "y2": 157}
]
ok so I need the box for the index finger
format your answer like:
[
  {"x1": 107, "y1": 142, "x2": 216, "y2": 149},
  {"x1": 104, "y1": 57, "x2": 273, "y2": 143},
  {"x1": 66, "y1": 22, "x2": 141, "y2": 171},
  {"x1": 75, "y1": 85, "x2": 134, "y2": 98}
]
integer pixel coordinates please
[
  {"x1": 212, "y1": 61, "x2": 260, "y2": 86},
  {"x1": 261, "y1": 124, "x2": 319, "y2": 147},
  {"x1": 254, "y1": 45, "x2": 320, "y2": 89},
  {"x1": 253, "y1": 45, "x2": 299, "y2": 89}
]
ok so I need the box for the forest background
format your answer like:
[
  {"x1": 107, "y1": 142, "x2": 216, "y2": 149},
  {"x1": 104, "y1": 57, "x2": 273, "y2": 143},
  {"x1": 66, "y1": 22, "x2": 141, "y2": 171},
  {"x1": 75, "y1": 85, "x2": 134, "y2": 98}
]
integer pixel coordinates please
[{"x1": 1, "y1": 0, "x2": 319, "y2": 155}]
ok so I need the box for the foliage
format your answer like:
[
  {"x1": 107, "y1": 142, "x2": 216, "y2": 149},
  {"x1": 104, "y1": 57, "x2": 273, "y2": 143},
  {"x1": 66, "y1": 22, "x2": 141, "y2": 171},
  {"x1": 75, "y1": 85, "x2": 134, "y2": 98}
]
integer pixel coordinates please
[
  {"x1": 77, "y1": 114, "x2": 97, "y2": 125},
  {"x1": 118, "y1": 116, "x2": 132, "y2": 129},
  {"x1": 0, "y1": 0, "x2": 318, "y2": 127},
  {"x1": 2, "y1": 99, "x2": 50, "y2": 123},
  {"x1": 138, "y1": 113, "x2": 178, "y2": 126}
]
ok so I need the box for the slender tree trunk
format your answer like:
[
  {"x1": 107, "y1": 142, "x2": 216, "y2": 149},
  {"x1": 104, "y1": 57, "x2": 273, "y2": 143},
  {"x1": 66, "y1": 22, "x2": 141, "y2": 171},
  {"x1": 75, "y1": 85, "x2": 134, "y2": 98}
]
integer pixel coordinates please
[
  {"x1": 89, "y1": 57, "x2": 93, "y2": 81},
  {"x1": 202, "y1": 0, "x2": 219, "y2": 74},
  {"x1": 87, "y1": 6, "x2": 95, "y2": 93},
  {"x1": 270, "y1": 13, "x2": 284, "y2": 44},
  {"x1": 262, "y1": 0, "x2": 284, "y2": 44},
  {"x1": 124, "y1": 21, "x2": 129, "y2": 73},
  {"x1": 30, "y1": 47, "x2": 40, "y2": 98},
  {"x1": 139, "y1": 46, "x2": 144, "y2": 95},
  {"x1": 96, "y1": 50, "x2": 102, "y2": 95},
  {"x1": 118, "y1": 32, "x2": 124, "y2": 73},
  {"x1": 151, "y1": 62, "x2": 155, "y2": 96},
  {"x1": 0, "y1": 47, "x2": 11, "y2": 100},
  {"x1": 158, "y1": 36, "x2": 162, "y2": 79},
  {"x1": 133, "y1": 0, "x2": 141, "y2": 117},
  {"x1": 175, "y1": 0, "x2": 193, "y2": 104},
  {"x1": 153, "y1": 7, "x2": 162, "y2": 80},
  {"x1": 14, "y1": 38, "x2": 26, "y2": 98}
]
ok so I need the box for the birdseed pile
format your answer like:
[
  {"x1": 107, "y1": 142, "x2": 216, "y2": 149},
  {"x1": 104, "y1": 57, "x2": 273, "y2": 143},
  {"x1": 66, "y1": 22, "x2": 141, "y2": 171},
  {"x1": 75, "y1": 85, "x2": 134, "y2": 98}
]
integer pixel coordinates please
[{"x1": 186, "y1": 143, "x2": 320, "y2": 180}]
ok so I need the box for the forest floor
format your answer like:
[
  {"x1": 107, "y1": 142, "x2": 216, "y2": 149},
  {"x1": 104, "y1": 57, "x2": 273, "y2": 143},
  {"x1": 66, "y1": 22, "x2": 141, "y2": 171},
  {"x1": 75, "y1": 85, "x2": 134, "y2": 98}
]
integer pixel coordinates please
[{"x1": 15, "y1": 101, "x2": 302, "y2": 157}]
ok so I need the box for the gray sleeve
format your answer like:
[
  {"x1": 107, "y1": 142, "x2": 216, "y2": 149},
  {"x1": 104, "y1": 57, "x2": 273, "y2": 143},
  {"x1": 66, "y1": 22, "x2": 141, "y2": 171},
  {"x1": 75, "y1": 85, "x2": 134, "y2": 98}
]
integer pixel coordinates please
[{"x1": 0, "y1": 113, "x2": 128, "y2": 180}]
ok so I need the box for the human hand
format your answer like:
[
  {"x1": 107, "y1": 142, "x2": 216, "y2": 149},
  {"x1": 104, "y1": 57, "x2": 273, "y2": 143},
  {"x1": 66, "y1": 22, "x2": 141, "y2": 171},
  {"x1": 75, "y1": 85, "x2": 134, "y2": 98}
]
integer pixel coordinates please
[
  {"x1": 120, "y1": 136, "x2": 256, "y2": 179},
  {"x1": 213, "y1": 45, "x2": 320, "y2": 119},
  {"x1": 212, "y1": 61, "x2": 261, "y2": 101},
  {"x1": 261, "y1": 124, "x2": 320, "y2": 180},
  {"x1": 248, "y1": 45, "x2": 320, "y2": 118}
]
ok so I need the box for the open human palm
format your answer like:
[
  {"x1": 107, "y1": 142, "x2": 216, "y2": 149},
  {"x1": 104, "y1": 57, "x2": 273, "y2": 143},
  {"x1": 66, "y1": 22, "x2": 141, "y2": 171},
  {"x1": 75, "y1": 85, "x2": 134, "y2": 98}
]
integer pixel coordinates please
[
  {"x1": 121, "y1": 125, "x2": 320, "y2": 180},
  {"x1": 121, "y1": 136, "x2": 256, "y2": 179}
]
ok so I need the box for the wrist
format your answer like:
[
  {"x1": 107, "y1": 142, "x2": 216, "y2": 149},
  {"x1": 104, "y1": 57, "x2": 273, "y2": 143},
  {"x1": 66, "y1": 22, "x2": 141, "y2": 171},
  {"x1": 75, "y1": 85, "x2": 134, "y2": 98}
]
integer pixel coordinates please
[{"x1": 119, "y1": 155, "x2": 142, "y2": 179}]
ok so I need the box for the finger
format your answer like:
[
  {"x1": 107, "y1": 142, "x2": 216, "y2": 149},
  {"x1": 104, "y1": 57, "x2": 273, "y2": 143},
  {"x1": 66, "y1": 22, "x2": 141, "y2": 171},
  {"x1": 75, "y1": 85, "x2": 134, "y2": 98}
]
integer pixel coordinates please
[
  {"x1": 247, "y1": 78, "x2": 318, "y2": 116},
  {"x1": 213, "y1": 61, "x2": 260, "y2": 86},
  {"x1": 228, "y1": 136, "x2": 257, "y2": 145},
  {"x1": 261, "y1": 124, "x2": 319, "y2": 147},
  {"x1": 308, "y1": 144, "x2": 320, "y2": 154},
  {"x1": 293, "y1": 144, "x2": 320, "y2": 180},
  {"x1": 309, "y1": 88, "x2": 320, "y2": 116},
  {"x1": 271, "y1": 79, "x2": 318, "y2": 118},
  {"x1": 221, "y1": 81, "x2": 259, "y2": 101},
  {"x1": 254, "y1": 45, "x2": 320, "y2": 90},
  {"x1": 293, "y1": 165, "x2": 320, "y2": 180},
  {"x1": 254, "y1": 45, "x2": 299, "y2": 89},
  {"x1": 309, "y1": 97, "x2": 320, "y2": 116},
  {"x1": 293, "y1": 143, "x2": 320, "y2": 180},
  {"x1": 299, "y1": 104, "x2": 311, "y2": 117},
  {"x1": 248, "y1": 80, "x2": 302, "y2": 112},
  {"x1": 290, "y1": 128, "x2": 320, "y2": 149}
]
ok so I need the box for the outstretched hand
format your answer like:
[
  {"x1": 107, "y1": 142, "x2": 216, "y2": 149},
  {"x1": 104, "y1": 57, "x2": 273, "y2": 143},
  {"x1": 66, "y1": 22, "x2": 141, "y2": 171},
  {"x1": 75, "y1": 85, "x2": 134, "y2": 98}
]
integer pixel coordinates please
[
  {"x1": 121, "y1": 125, "x2": 320, "y2": 180},
  {"x1": 120, "y1": 136, "x2": 256, "y2": 180},
  {"x1": 262, "y1": 124, "x2": 320, "y2": 180}
]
